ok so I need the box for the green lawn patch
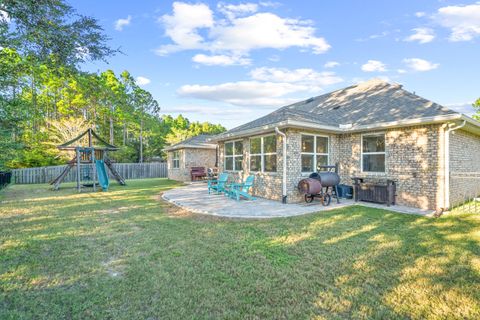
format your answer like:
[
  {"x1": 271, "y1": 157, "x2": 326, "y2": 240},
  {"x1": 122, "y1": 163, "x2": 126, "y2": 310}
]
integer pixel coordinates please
[{"x1": 1, "y1": 179, "x2": 479, "y2": 319}]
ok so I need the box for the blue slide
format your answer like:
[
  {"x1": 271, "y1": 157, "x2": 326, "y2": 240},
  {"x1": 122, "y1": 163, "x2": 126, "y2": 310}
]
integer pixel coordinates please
[{"x1": 95, "y1": 160, "x2": 110, "y2": 191}]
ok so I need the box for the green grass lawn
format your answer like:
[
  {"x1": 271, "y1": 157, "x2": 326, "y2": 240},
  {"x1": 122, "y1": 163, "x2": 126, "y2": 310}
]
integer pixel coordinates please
[{"x1": 1, "y1": 179, "x2": 479, "y2": 319}]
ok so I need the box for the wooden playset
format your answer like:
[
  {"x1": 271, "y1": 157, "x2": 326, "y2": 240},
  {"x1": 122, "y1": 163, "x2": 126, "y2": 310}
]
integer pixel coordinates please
[{"x1": 51, "y1": 128, "x2": 126, "y2": 192}]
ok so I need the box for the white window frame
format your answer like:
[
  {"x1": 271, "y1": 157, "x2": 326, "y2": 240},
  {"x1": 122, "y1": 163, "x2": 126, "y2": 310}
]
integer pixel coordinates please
[
  {"x1": 224, "y1": 140, "x2": 243, "y2": 171},
  {"x1": 249, "y1": 134, "x2": 277, "y2": 172},
  {"x1": 361, "y1": 133, "x2": 386, "y2": 173},
  {"x1": 300, "y1": 134, "x2": 330, "y2": 173},
  {"x1": 172, "y1": 150, "x2": 180, "y2": 169}
]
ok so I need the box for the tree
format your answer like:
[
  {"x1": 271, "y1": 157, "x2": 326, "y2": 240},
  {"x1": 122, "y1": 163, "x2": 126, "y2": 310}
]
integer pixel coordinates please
[
  {"x1": 474, "y1": 98, "x2": 480, "y2": 121},
  {"x1": 121, "y1": 71, "x2": 160, "y2": 162},
  {"x1": 0, "y1": 0, "x2": 115, "y2": 67},
  {"x1": 164, "y1": 116, "x2": 226, "y2": 146},
  {"x1": 0, "y1": 2, "x2": 226, "y2": 169}
]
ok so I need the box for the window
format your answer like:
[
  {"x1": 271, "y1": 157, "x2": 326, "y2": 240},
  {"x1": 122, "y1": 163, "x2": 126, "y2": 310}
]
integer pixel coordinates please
[
  {"x1": 250, "y1": 135, "x2": 277, "y2": 172},
  {"x1": 301, "y1": 135, "x2": 329, "y2": 172},
  {"x1": 362, "y1": 134, "x2": 386, "y2": 172},
  {"x1": 224, "y1": 140, "x2": 243, "y2": 171},
  {"x1": 172, "y1": 151, "x2": 180, "y2": 169}
]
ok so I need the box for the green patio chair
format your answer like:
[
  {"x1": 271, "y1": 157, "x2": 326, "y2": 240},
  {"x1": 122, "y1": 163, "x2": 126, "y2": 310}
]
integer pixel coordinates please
[
  {"x1": 229, "y1": 175, "x2": 256, "y2": 201},
  {"x1": 208, "y1": 172, "x2": 229, "y2": 194}
]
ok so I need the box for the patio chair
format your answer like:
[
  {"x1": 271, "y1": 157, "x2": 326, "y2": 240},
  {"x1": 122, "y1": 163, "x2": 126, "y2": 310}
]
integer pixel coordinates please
[
  {"x1": 208, "y1": 172, "x2": 229, "y2": 194},
  {"x1": 228, "y1": 175, "x2": 256, "y2": 201}
]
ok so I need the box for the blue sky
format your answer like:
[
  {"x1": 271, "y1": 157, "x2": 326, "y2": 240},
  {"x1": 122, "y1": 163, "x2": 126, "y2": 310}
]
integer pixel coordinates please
[{"x1": 72, "y1": 0, "x2": 480, "y2": 129}]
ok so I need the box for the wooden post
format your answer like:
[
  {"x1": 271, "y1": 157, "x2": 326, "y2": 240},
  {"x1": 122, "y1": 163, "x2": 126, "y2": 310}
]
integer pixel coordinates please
[
  {"x1": 92, "y1": 148, "x2": 96, "y2": 192},
  {"x1": 76, "y1": 148, "x2": 81, "y2": 192},
  {"x1": 88, "y1": 129, "x2": 93, "y2": 147}
]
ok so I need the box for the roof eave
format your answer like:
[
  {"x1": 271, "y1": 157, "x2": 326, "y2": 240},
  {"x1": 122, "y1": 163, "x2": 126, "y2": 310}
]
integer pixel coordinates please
[
  {"x1": 212, "y1": 114, "x2": 474, "y2": 141},
  {"x1": 347, "y1": 113, "x2": 463, "y2": 133},
  {"x1": 460, "y1": 114, "x2": 480, "y2": 136},
  {"x1": 163, "y1": 144, "x2": 217, "y2": 152},
  {"x1": 211, "y1": 120, "x2": 341, "y2": 141}
]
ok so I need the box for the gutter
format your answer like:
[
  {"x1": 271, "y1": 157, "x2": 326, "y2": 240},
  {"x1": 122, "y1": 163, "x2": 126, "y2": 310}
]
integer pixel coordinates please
[
  {"x1": 163, "y1": 144, "x2": 217, "y2": 152},
  {"x1": 275, "y1": 127, "x2": 288, "y2": 204},
  {"x1": 443, "y1": 120, "x2": 466, "y2": 210},
  {"x1": 347, "y1": 114, "x2": 463, "y2": 133}
]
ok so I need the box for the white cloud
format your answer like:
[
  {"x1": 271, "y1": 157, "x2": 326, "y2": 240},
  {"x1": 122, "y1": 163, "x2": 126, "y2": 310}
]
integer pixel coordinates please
[
  {"x1": 114, "y1": 15, "x2": 132, "y2": 31},
  {"x1": 192, "y1": 54, "x2": 251, "y2": 66},
  {"x1": 403, "y1": 58, "x2": 439, "y2": 71},
  {"x1": 210, "y1": 13, "x2": 330, "y2": 54},
  {"x1": 446, "y1": 102, "x2": 475, "y2": 116},
  {"x1": 404, "y1": 28, "x2": 435, "y2": 44},
  {"x1": 156, "y1": 2, "x2": 214, "y2": 55},
  {"x1": 217, "y1": 2, "x2": 258, "y2": 20},
  {"x1": 178, "y1": 66, "x2": 342, "y2": 107},
  {"x1": 436, "y1": 3, "x2": 480, "y2": 41},
  {"x1": 397, "y1": 69, "x2": 407, "y2": 74},
  {"x1": 162, "y1": 105, "x2": 252, "y2": 115},
  {"x1": 249, "y1": 67, "x2": 342, "y2": 87},
  {"x1": 136, "y1": 76, "x2": 151, "y2": 86},
  {"x1": 415, "y1": 12, "x2": 426, "y2": 18},
  {"x1": 324, "y1": 61, "x2": 340, "y2": 68},
  {"x1": 0, "y1": 9, "x2": 10, "y2": 24},
  {"x1": 156, "y1": 2, "x2": 330, "y2": 59},
  {"x1": 356, "y1": 31, "x2": 389, "y2": 42},
  {"x1": 268, "y1": 55, "x2": 280, "y2": 62},
  {"x1": 361, "y1": 60, "x2": 387, "y2": 72},
  {"x1": 178, "y1": 81, "x2": 303, "y2": 106}
]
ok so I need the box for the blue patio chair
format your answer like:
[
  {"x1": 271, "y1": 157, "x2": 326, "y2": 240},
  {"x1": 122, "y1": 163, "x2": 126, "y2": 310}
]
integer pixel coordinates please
[
  {"x1": 208, "y1": 172, "x2": 229, "y2": 194},
  {"x1": 228, "y1": 175, "x2": 256, "y2": 201}
]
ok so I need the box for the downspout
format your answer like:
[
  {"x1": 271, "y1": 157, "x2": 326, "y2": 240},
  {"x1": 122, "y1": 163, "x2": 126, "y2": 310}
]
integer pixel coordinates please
[
  {"x1": 275, "y1": 127, "x2": 287, "y2": 204},
  {"x1": 444, "y1": 120, "x2": 466, "y2": 210}
]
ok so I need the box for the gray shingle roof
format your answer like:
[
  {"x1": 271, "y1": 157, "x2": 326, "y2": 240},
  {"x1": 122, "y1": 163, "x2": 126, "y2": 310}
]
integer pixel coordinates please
[
  {"x1": 164, "y1": 134, "x2": 216, "y2": 151},
  {"x1": 225, "y1": 79, "x2": 458, "y2": 135}
]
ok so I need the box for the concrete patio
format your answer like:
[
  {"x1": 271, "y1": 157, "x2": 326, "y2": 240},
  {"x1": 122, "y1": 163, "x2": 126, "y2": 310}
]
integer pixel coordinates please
[{"x1": 162, "y1": 183, "x2": 435, "y2": 218}]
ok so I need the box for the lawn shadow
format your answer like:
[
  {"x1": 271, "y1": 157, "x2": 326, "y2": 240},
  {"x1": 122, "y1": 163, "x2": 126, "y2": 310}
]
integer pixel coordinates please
[
  {"x1": 1, "y1": 180, "x2": 479, "y2": 319},
  {"x1": 246, "y1": 207, "x2": 480, "y2": 319}
]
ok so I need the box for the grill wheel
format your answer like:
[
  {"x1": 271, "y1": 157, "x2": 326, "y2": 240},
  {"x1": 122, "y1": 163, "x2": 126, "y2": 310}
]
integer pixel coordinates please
[
  {"x1": 305, "y1": 194, "x2": 314, "y2": 203},
  {"x1": 322, "y1": 194, "x2": 331, "y2": 206}
]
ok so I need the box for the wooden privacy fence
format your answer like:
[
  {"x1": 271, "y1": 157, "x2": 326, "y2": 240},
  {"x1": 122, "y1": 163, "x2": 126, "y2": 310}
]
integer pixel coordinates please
[{"x1": 12, "y1": 162, "x2": 168, "y2": 184}]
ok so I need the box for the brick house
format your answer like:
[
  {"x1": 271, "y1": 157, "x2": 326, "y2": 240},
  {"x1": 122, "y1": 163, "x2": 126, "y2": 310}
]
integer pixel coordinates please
[
  {"x1": 210, "y1": 79, "x2": 480, "y2": 211},
  {"x1": 164, "y1": 135, "x2": 217, "y2": 182}
]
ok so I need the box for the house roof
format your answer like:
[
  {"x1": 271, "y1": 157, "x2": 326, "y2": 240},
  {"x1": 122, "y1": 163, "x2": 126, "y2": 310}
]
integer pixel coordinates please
[
  {"x1": 214, "y1": 79, "x2": 480, "y2": 140},
  {"x1": 164, "y1": 134, "x2": 217, "y2": 152},
  {"x1": 58, "y1": 128, "x2": 118, "y2": 151}
]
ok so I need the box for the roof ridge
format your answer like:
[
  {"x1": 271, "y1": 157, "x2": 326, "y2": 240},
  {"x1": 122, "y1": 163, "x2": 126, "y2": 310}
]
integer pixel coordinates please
[{"x1": 220, "y1": 79, "x2": 460, "y2": 137}]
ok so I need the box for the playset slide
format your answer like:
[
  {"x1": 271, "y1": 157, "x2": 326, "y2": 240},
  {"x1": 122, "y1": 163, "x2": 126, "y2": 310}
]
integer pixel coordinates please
[{"x1": 95, "y1": 160, "x2": 110, "y2": 191}]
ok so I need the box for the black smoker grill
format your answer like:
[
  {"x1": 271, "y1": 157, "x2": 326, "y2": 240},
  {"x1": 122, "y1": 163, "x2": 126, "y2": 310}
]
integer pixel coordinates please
[{"x1": 297, "y1": 164, "x2": 341, "y2": 205}]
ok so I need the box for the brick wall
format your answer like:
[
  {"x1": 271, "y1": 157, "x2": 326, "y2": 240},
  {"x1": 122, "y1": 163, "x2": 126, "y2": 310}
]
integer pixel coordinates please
[
  {"x1": 218, "y1": 124, "x2": 447, "y2": 210},
  {"x1": 331, "y1": 125, "x2": 445, "y2": 210},
  {"x1": 449, "y1": 129, "x2": 480, "y2": 207},
  {"x1": 167, "y1": 148, "x2": 217, "y2": 182},
  {"x1": 218, "y1": 133, "x2": 284, "y2": 200}
]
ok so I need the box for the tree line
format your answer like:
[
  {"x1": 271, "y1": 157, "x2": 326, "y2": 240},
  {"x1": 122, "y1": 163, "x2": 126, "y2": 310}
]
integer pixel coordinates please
[{"x1": 0, "y1": 0, "x2": 225, "y2": 170}]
